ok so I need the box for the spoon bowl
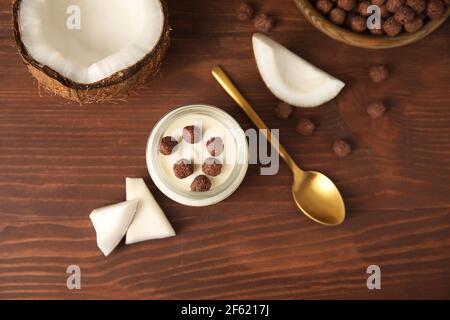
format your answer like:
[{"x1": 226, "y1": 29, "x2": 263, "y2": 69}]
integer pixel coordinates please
[
  {"x1": 212, "y1": 66, "x2": 346, "y2": 226},
  {"x1": 292, "y1": 169, "x2": 345, "y2": 226}
]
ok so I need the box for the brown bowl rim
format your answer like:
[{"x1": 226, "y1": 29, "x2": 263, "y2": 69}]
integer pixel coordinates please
[{"x1": 294, "y1": 0, "x2": 450, "y2": 49}]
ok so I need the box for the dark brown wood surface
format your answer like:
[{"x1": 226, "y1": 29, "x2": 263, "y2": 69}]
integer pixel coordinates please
[{"x1": 1, "y1": 0, "x2": 449, "y2": 300}]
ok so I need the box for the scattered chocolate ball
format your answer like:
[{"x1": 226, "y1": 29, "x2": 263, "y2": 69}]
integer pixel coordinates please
[
  {"x1": 426, "y1": 0, "x2": 445, "y2": 19},
  {"x1": 202, "y1": 158, "x2": 223, "y2": 177},
  {"x1": 358, "y1": 1, "x2": 372, "y2": 16},
  {"x1": 274, "y1": 102, "x2": 294, "y2": 119},
  {"x1": 254, "y1": 13, "x2": 275, "y2": 33},
  {"x1": 372, "y1": 0, "x2": 387, "y2": 5},
  {"x1": 394, "y1": 5, "x2": 415, "y2": 24},
  {"x1": 190, "y1": 175, "x2": 212, "y2": 192},
  {"x1": 367, "y1": 101, "x2": 387, "y2": 119},
  {"x1": 369, "y1": 65, "x2": 390, "y2": 83},
  {"x1": 333, "y1": 140, "x2": 352, "y2": 157},
  {"x1": 383, "y1": 16, "x2": 403, "y2": 35},
  {"x1": 206, "y1": 137, "x2": 224, "y2": 156},
  {"x1": 350, "y1": 15, "x2": 367, "y2": 32},
  {"x1": 316, "y1": 0, "x2": 334, "y2": 14},
  {"x1": 183, "y1": 125, "x2": 201, "y2": 144},
  {"x1": 329, "y1": 8, "x2": 347, "y2": 25},
  {"x1": 338, "y1": 0, "x2": 357, "y2": 11},
  {"x1": 159, "y1": 136, "x2": 178, "y2": 155},
  {"x1": 173, "y1": 159, "x2": 194, "y2": 179},
  {"x1": 404, "y1": 16, "x2": 424, "y2": 31},
  {"x1": 406, "y1": 0, "x2": 426, "y2": 13},
  {"x1": 296, "y1": 118, "x2": 316, "y2": 136},
  {"x1": 386, "y1": 0, "x2": 405, "y2": 12},
  {"x1": 237, "y1": 2, "x2": 254, "y2": 21}
]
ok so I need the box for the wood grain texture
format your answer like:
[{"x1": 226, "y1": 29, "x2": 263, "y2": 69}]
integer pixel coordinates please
[{"x1": 0, "y1": 0, "x2": 449, "y2": 299}]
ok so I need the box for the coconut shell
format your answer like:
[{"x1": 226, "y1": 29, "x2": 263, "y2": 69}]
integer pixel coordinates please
[{"x1": 12, "y1": 0, "x2": 171, "y2": 104}]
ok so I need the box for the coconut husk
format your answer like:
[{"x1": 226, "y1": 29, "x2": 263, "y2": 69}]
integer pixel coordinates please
[{"x1": 12, "y1": 0, "x2": 170, "y2": 104}]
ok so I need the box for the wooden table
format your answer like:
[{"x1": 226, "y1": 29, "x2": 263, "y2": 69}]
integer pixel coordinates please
[{"x1": 1, "y1": 0, "x2": 449, "y2": 300}]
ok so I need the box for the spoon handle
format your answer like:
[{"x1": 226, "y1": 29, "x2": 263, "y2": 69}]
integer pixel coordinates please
[{"x1": 212, "y1": 66, "x2": 301, "y2": 174}]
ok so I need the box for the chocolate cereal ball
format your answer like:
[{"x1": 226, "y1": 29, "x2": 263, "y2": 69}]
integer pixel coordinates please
[
  {"x1": 380, "y1": 4, "x2": 391, "y2": 18},
  {"x1": 190, "y1": 175, "x2": 212, "y2": 192},
  {"x1": 404, "y1": 16, "x2": 424, "y2": 31},
  {"x1": 386, "y1": 0, "x2": 405, "y2": 12},
  {"x1": 358, "y1": 1, "x2": 372, "y2": 16},
  {"x1": 316, "y1": 0, "x2": 334, "y2": 14},
  {"x1": 329, "y1": 8, "x2": 347, "y2": 25},
  {"x1": 237, "y1": 2, "x2": 254, "y2": 21},
  {"x1": 367, "y1": 101, "x2": 387, "y2": 119},
  {"x1": 296, "y1": 118, "x2": 316, "y2": 136},
  {"x1": 206, "y1": 137, "x2": 224, "y2": 156},
  {"x1": 173, "y1": 159, "x2": 194, "y2": 179},
  {"x1": 369, "y1": 65, "x2": 390, "y2": 83},
  {"x1": 394, "y1": 5, "x2": 415, "y2": 24},
  {"x1": 202, "y1": 158, "x2": 223, "y2": 177},
  {"x1": 350, "y1": 15, "x2": 367, "y2": 32},
  {"x1": 274, "y1": 102, "x2": 294, "y2": 119},
  {"x1": 159, "y1": 136, "x2": 178, "y2": 155},
  {"x1": 426, "y1": 0, "x2": 445, "y2": 19},
  {"x1": 372, "y1": 0, "x2": 386, "y2": 6},
  {"x1": 346, "y1": 12, "x2": 357, "y2": 28},
  {"x1": 333, "y1": 140, "x2": 352, "y2": 157},
  {"x1": 338, "y1": 0, "x2": 357, "y2": 11},
  {"x1": 254, "y1": 13, "x2": 275, "y2": 33},
  {"x1": 406, "y1": 0, "x2": 426, "y2": 13},
  {"x1": 183, "y1": 125, "x2": 201, "y2": 144},
  {"x1": 383, "y1": 16, "x2": 403, "y2": 35}
]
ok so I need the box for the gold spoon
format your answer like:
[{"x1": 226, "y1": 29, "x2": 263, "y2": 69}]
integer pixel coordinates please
[{"x1": 212, "y1": 66, "x2": 345, "y2": 226}]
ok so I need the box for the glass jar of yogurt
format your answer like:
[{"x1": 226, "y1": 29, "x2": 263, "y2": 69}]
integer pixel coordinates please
[{"x1": 146, "y1": 104, "x2": 249, "y2": 206}]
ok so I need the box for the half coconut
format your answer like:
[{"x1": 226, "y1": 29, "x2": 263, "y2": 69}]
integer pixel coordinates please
[{"x1": 12, "y1": 0, "x2": 170, "y2": 104}]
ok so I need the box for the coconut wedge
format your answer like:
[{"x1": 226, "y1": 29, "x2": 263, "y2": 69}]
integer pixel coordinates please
[
  {"x1": 90, "y1": 200, "x2": 138, "y2": 257},
  {"x1": 125, "y1": 178, "x2": 176, "y2": 245},
  {"x1": 12, "y1": 0, "x2": 170, "y2": 104},
  {"x1": 252, "y1": 33, "x2": 345, "y2": 108}
]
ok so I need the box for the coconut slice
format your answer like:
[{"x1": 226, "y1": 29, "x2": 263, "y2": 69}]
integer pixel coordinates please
[
  {"x1": 252, "y1": 33, "x2": 345, "y2": 108},
  {"x1": 12, "y1": 0, "x2": 170, "y2": 103},
  {"x1": 89, "y1": 199, "x2": 138, "y2": 257},
  {"x1": 125, "y1": 178, "x2": 176, "y2": 245}
]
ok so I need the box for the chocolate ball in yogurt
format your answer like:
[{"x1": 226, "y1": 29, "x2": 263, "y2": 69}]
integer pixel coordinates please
[
  {"x1": 206, "y1": 137, "x2": 224, "y2": 156},
  {"x1": 173, "y1": 159, "x2": 194, "y2": 179},
  {"x1": 202, "y1": 158, "x2": 223, "y2": 177},
  {"x1": 183, "y1": 125, "x2": 201, "y2": 144},
  {"x1": 159, "y1": 136, "x2": 178, "y2": 155},
  {"x1": 191, "y1": 175, "x2": 212, "y2": 192}
]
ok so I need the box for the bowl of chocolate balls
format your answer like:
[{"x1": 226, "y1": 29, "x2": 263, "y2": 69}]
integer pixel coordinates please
[{"x1": 294, "y1": 0, "x2": 449, "y2": 48}]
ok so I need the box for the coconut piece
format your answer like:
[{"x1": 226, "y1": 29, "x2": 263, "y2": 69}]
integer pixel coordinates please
[
  {"x1": 252, "y1": 33, "x2": 345, "y2": 108},
  {"x1": 125, "y1": 178, "x2": 176, "y2": 245},
  {"x1": 12, "y1": 0, "x2": 170, "y2": 104},
  {"x1": 89, "y1": 200, "x2": 139, "y2": 257}
]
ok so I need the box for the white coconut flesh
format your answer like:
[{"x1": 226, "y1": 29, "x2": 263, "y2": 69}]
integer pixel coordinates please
[
  {"x1": 252, "y1": 33, "x2": 345, "y2": 108},
  {"x1": 18, "y1": 0, "x2": 164, "y2": 84}
]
